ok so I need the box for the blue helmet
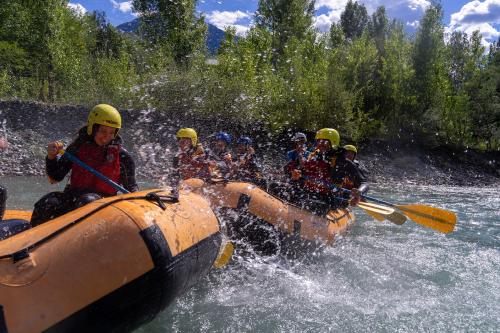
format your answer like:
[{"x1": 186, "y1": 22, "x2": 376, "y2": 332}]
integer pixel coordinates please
[
  {"x1": 215, "y1": 131, "x2": 232, "y2": 144},
  {"x1": 237, "y1": 136, "x2": 252, "y2": 146}
]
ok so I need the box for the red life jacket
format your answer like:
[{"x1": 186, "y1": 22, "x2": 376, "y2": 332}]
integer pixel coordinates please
[
  {"x1": 69, "y1": 142, "x2": 121, "y2": 195},
  {"x1": 303, "y1": 149, "x2": 337, "y2": 194},
  {"x1": 285, "y1": 160, "x2": 298, "y2": 176},
  {"x1": 177, "y1": 145, "x2": 210, "y2": 180}
]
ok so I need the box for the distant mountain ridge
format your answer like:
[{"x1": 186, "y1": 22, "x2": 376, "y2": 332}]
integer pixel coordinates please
[{"x1": 116, "y1": 18, "x2": 225, "y2": 54}]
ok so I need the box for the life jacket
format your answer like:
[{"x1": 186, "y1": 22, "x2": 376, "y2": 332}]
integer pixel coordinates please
[
  {"x1": 177, "y1": 145, "x2": 210, "y2": 180},
  {"x1": 69, "y1": 142, "x2": 121, "y2": 195},
  {"x1": 302, "y1": 149, "x2": 337, "y2": 194}
]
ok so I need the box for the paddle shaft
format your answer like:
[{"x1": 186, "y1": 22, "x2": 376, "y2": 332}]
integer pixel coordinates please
[{"x1": 60, "y1": 150, "x2": 130, "y2": 194}]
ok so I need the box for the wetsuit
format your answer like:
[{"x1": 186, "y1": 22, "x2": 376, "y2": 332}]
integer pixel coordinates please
[
  {"x1": 30, "y1": 129, "x2": 138, "y2": 226},
  {"x1": 333, "y1": 152, "x2": 369, "y2": 207}
]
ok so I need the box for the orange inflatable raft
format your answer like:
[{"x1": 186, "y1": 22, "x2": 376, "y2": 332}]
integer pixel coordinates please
[
  {"x1": 0, "y1": 189, "x2": 223, "y2": 333},
  {"x1": 183, "y1": 180, "x2": 355, "y2": 254}
]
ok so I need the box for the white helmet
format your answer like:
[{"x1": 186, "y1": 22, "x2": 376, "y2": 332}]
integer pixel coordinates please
[{"x1": 292, "y1": 132, "x2": 307, "y2": 142}]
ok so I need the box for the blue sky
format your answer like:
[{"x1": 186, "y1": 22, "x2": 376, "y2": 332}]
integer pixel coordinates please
[{"x1": 68, "y1": 0, "x2": 500, "y2": 46}]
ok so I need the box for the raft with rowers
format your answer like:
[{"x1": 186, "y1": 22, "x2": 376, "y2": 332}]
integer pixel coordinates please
[{"x1": 0, "y1": 104, "x2": 456, "y2": 332}]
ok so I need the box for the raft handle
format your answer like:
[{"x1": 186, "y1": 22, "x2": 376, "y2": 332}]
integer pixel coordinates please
[{"x1": 145, "y1": 192, "x2": 179, "y2": 210}]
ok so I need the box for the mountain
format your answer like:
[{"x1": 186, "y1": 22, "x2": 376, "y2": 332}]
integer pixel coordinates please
[{"x1": 116, "y1": 18, "x2": 225, "y2": 54}]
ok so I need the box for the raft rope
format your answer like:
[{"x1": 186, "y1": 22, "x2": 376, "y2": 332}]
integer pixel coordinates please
[{"x1": 0, "y1": 191, "x2": 179, "y2": 260}]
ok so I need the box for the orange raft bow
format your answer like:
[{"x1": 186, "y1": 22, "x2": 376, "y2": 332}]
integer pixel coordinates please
[{"x1": 0, "y1": 189, "x2": 223, "y2": 333}]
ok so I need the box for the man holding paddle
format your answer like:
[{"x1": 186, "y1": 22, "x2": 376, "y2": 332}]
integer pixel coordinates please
[{"x1": 291, "y1": 128, "x2": 368, "y2": 215}]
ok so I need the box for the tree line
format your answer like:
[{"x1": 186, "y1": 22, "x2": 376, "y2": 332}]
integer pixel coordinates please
[{"x1": 0, "y1": 0, "x2": 499, "y2": 149}]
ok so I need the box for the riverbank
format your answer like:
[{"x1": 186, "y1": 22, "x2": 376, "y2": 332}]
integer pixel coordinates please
[{"x1": 0, "y1": 100, "x2": 498, "y2": 186}]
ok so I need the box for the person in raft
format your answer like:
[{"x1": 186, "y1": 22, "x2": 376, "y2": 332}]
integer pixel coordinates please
[
  {"x1": 206, "y1": 131, "x2": 233, "y2": 179},
  {"x1": 290, "y1": 128, "x2": 368, "y2": 214},
  {"x1": 342, "y1": 144, "x2": 369, "y2": 186},
  {"x1": 0, "y1": 137, "x2": 9, "y2": 220},
  {"x1": 30, "y1": 104, "x2": 138, "y2": 226},
  {"x1": 284, "y1": 132, "x2": 310, "y2": 179},
  {"x1": 232, "y1": 136, "x2": 265, "y2": 187},
  {"x1": 170, "y1": 128, "x2": 211, "y2": 193}
]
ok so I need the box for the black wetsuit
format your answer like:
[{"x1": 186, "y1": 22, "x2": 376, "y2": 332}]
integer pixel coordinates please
[
  {"x1": 30, "y1": 129, "x2": 138, "y2": 226},
  {"x1": 332, "y1": 153, "x2": 369, "y2": 208}
]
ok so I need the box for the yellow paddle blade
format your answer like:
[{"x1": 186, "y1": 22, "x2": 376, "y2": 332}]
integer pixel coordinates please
[
  {"x1": 396, "y1": 204, "x2": 457, "y2": 233},
  {"x1": 213, "y1": 241, "x2": 234, "y2": 269},
  {"x1": 358, "y1": 202, "x2": 407, "y2": 225}
]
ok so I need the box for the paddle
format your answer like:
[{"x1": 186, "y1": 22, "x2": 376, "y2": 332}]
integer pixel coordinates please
[
  {"x1": 300, "y1": 176, "x2": 407, "y2": 226},
  {"x1": 301, "y1": 176, "x2": 455, "y2": 232},
  {"x1": 344, "y1": 189, "x2": 456, "y2": 233},
  {"x1": 58, "y1": 149, "x2": 130, "y2": 194}
]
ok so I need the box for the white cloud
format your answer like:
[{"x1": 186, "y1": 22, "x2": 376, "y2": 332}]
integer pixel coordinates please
[
  {"x1": 315, "y1": 0, "x2": 430, "y2": 12},
  {"x1": 232, "y1": 25, "x2": 251, "y2": 36},
  {"x1": 406, "y1": 20, "x2": 420, "y2": 28},
  {"x1": 314, "y1": 0, "x2": 430, "y2": 32},
  {"x1": 448, "y1": 0, "x2": 500, "y2": 46},
  {"x1": 68, "y1": 2, "x2": 87, "y2": 16},
  {"x1": 206, "y1": 10, "x2": 251, "y2": 35},
  {"x1": 407, "y1": 0, "x2": 431, "y2": 11},
  {"x1": 450, "y1": 0, "x2": 500, "y2": 25},
  {"x1": 110, "y1": 0, "x2": 137, "y2": 16},
  {"x1": 314, "y1": 12, "x2": 342, "y2": 32}
]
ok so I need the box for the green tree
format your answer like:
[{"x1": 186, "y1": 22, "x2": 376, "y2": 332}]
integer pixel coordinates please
[
  {"x1": 87, "y1": 11, "x2": 124, "y2": 59},
  {"x1": 466, "y1": 39, "x2": 500, "y2": 148},
  {"x1": 329, "y1": 23, "x2": 345, "y2": 48},
  {"x1": 132, "y1": 0, "x2": 207, "y2": 66},
  {"x1": 368, "y1": 6, "x2": 388, "y2": 55},
  {"x1": 340, "y1": 0, "x2": 368, "y2": 41},
  {"x1": 411, "y1": 4, "x2": 449, "y2": 136},
  {"x1": 378, "y1": 21, "x2": 414, "y2": 132},
  {"x1": 255, "y1": 0, "x2": 316, "y2": 59}
]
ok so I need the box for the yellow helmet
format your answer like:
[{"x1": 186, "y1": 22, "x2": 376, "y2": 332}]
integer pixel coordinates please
[
  {"x1": 87, "y1": 104, "x2": 122, "y2": 136},
  {"x1": 315, "y1": 128, "x2": 340, "y2": 148},
  {"x1": 343, "y1": 144, "x2": 357, "y2": 154},
  {"x1": 176, "y1": 128, "x2": 198, "y2": 146}
]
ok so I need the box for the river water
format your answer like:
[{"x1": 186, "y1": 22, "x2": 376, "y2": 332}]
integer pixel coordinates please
[{"x1": 2, "y1": 177, "x2": 498, "y2": 332}]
